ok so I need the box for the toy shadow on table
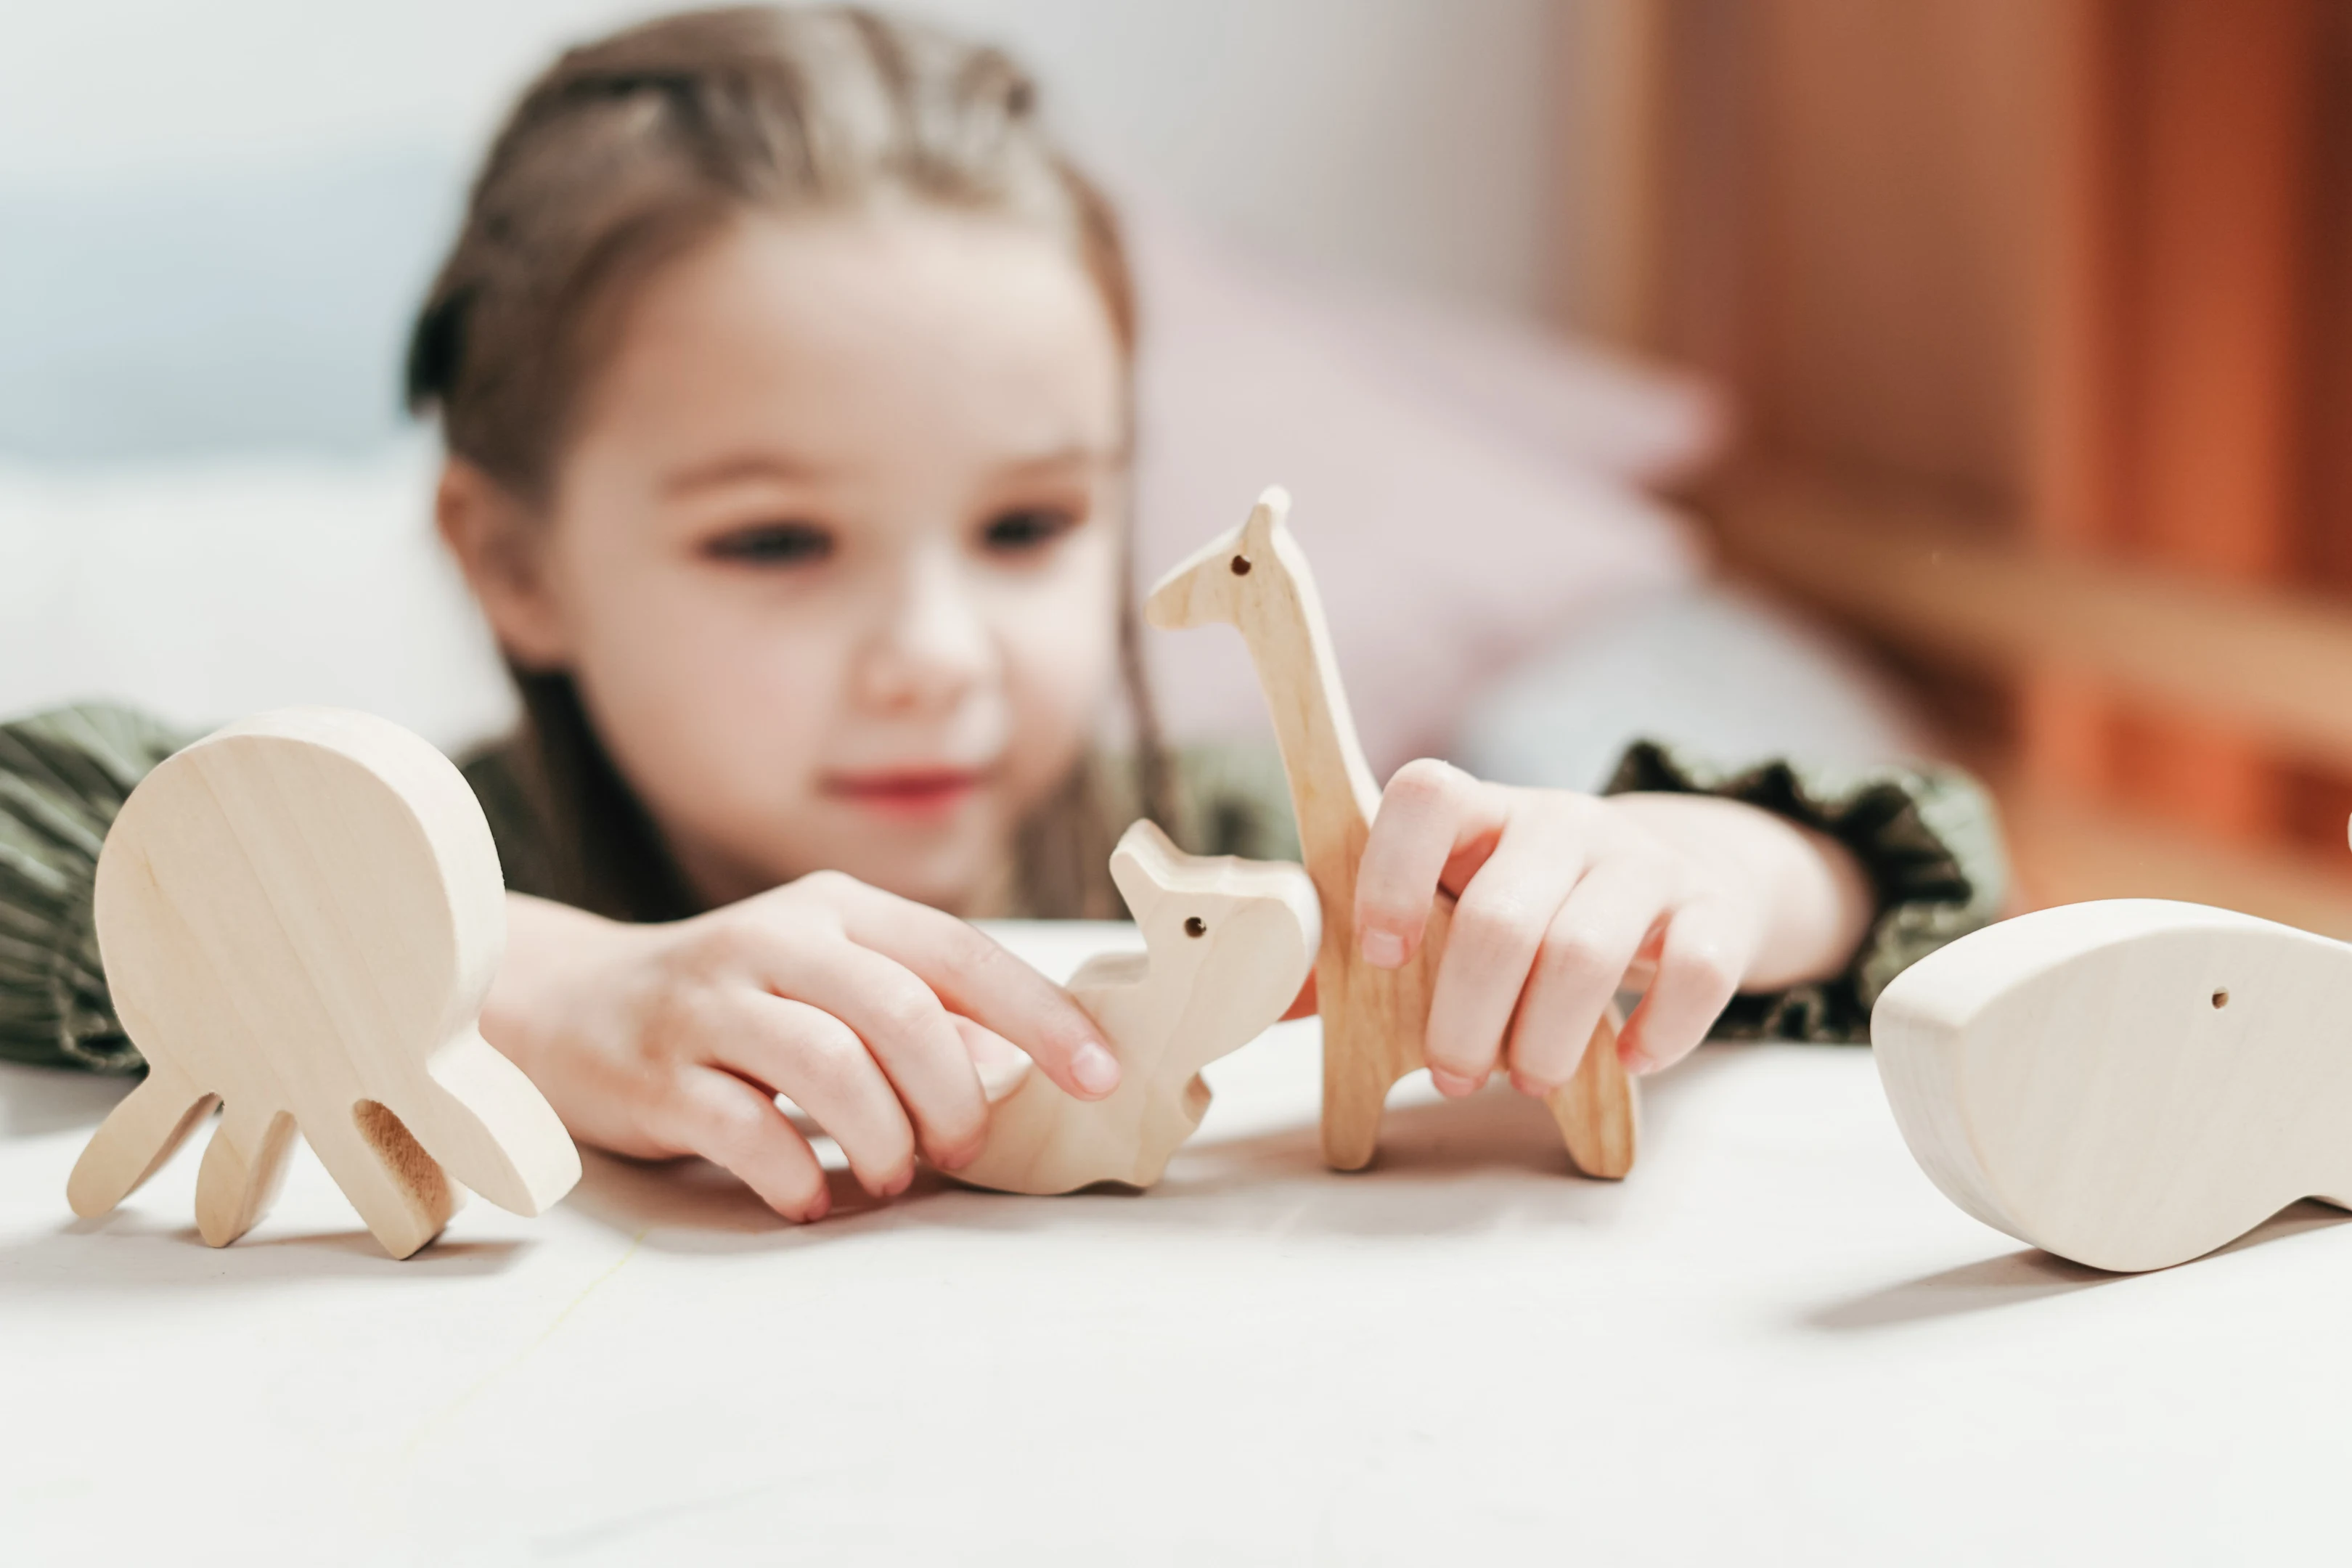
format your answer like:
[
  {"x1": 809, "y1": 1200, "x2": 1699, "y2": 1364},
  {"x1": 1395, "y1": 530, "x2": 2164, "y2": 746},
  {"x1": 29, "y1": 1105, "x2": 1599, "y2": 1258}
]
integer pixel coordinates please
[
  {"x1": 563, "y1": 1046, "x2": 1739, "y2": 1256},
  {"x1": 1801, "y1": 1200, "x2": 2351, "y2": 1334},
  {"x1": 0, "y1": 1203, "x2": 526, "y2": 1294}
]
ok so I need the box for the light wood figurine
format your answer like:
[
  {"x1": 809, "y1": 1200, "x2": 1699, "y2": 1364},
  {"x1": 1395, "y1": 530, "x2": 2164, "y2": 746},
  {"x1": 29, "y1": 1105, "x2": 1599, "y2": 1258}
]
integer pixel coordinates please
[
  {"x1": 1146, "y1": 487, "x2": 1638, "y2": 1177},
  {"x1": 954, "y1": 819, "x2": 1319, "y2": 1194},
  {"x1": 1873, "y1": 897, "x2": 2352, "y2": 1273},
  {"x1": 67, "y1": 707, "x2": 581, "y2": 1259}
]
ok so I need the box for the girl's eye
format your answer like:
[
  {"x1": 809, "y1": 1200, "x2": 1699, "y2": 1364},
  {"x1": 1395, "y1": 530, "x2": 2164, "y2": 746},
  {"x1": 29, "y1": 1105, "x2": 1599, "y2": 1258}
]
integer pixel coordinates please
[
  {"x1": 981, "y1": 507, "x2": 1079, "y2": 554},
  {"x1": 703, "y1": 523, "x2": 834, "y2": 566}
]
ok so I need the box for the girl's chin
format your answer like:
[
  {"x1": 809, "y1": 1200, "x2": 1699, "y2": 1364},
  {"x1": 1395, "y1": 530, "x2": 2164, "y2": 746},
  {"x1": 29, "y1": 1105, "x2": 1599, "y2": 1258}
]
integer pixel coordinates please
[{"x1": 797, "y1": 798, "x2": 1001, "y2": 904}]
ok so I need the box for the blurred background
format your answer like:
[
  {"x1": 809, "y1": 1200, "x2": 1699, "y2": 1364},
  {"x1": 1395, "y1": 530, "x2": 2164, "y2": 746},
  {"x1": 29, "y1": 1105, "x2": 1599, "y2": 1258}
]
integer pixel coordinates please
[{"x1": 4, "y1": 0, "x2": 2348, "y2": 933}]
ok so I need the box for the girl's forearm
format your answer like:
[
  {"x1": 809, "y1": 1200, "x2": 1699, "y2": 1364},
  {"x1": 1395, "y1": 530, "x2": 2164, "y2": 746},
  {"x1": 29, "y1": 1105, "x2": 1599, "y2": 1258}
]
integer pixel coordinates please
[{"x1": 1605, "y1": 793, "x2": 1874, "y2": 991}]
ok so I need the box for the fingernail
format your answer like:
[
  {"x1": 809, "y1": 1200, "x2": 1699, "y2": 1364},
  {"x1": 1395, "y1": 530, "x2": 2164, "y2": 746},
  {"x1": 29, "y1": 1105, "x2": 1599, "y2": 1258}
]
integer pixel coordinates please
[
  {"x1": 936, "y1": 1138, "x2": 982, "y2": 1172},
  {"x1": 1430, "y1": 1067, "x2": 1479, "y2": 1098},
  {"x1": 1362, "y1": 929, "x2": 1405, "y2": 968},
  {"x1": 1071, "y1": 1041, "x2": 1121, "y2": 1096},
  {"x1": 1510, "y1": 1071, "x2": 1558, "y2": 1098},
  {"x1": 799, "y1": 1189, "x2": 832, "y2": 1223},
  {"x1": 880, "y1": 1166, "x2": 914, "y2": 1199}
]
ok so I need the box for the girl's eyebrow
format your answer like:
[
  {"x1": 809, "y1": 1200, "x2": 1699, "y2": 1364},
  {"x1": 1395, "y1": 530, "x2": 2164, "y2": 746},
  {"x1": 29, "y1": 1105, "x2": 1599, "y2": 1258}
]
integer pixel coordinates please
[
  {"x1": 661, "y1": 452, "x2": 833, "y2": 497},
  {"x1": 661, "y1": 444, "x2": 1117, "y2": 497},
  {"x1": 992, "y1": 443, "x2": 1122, "y2": 477}
]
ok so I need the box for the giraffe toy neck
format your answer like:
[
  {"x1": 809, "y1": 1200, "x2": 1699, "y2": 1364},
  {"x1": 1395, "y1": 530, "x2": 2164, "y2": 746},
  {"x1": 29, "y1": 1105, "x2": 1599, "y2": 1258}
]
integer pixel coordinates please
[{"x1": 1233, "y1": 523, "x2": 1383, "y2": 886}]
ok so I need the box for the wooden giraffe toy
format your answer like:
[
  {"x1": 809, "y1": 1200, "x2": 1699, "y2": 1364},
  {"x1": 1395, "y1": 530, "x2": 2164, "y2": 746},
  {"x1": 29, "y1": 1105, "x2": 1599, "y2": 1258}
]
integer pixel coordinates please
[
  {"x1": 67, "y1": 707, "x2": 581, "y2": 1259},
  {"x1": 1874, "y1": 896, "x2": 2352, "y2": 1273},
  {"x1": 954, "y1": 819, "x2": 1319, "y2": 1194},
  {"x1": 1146, "y1": 487, "x2": 1638, "y2": 1176}
]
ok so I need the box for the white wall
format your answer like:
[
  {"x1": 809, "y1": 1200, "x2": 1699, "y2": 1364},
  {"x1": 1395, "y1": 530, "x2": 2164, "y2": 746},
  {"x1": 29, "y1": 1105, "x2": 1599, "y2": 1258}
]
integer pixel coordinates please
[{"x1": 0, "y1": 0, "x2": 1572, "y2": 317}]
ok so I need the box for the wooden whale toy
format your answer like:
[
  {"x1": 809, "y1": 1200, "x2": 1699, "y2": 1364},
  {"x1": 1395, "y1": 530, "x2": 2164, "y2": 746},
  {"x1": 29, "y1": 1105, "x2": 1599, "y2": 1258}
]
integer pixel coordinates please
[
  {"x1": 67, "y1": 707, "x2": 581, "y2": 1258},
  {"x1": 1871, "y1": 897, "x2": 2352, "y2": 1273},
  {"x1": 952, "y1": 818, "x2": 1319, "y2": 1195},
  {"x1": 1146, "y1": 486, "x2": 1638, "y2": 1177}
]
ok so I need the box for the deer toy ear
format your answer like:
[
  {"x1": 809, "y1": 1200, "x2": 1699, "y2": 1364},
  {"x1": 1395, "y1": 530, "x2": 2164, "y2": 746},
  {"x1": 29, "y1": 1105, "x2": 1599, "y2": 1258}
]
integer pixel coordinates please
[{"x1": 1107, "y1": 818, "x2": 1183, "y2": 924}]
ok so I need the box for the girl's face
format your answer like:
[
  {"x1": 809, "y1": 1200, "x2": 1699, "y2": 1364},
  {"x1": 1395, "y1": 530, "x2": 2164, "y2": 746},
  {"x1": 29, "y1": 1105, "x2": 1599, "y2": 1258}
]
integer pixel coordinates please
[{"x1": 452, "y1": 208, "x2": 1127, "y2": 912}]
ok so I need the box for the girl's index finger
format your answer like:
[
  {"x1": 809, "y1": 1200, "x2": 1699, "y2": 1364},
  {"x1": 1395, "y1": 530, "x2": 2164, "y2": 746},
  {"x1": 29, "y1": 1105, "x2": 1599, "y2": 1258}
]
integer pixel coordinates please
[
  {"x1": 823, "y1": 881, "x2": 1122, "y2": 1101},
  {"x1": 1356, "y1": 759, "x2": 1508, "y2": 971}
]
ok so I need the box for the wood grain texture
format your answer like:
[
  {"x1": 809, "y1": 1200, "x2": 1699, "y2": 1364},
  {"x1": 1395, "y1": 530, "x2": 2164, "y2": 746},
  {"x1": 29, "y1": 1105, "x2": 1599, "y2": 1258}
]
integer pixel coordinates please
[
  {"x1": 952, "y1": 820, "x2": 1318, "y2": 1195},
  {"x1": 65, "y1": 707, "x2": 580, "y2": 1258},
  {"x1": 1147, "y1": 488, "x2": 1638, "y2": 1177},
  {"x1": 1871, "y1": 897, "x2": 2352, "y2": 1272}
]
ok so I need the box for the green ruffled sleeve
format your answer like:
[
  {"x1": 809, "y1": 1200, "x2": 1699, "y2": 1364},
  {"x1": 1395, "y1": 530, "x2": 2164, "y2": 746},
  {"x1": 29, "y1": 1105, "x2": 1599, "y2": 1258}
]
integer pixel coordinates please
[
  {"x1": 1604, "y1": 739, "x2": 2008, "y2": 1043},
  {"x1": 0, "y1": 703, "x2": 195, "y2": 1073}
]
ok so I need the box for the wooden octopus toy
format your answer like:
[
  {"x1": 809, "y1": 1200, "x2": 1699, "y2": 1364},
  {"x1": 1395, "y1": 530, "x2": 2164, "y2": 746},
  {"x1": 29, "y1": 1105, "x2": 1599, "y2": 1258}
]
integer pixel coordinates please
[
  {"x1": 1146, "y1": 487, "x2": 1638, "y2": 1177},
  {"x1": 1873, "y1": 897, "x2": 2352, "y2": 1273},
  {"x1": 67, "y1": 707, "x2": 580, "y2": 1259},
  {"x1": 954, "y1": 819, "x2": 1319, "y2": 1194}
]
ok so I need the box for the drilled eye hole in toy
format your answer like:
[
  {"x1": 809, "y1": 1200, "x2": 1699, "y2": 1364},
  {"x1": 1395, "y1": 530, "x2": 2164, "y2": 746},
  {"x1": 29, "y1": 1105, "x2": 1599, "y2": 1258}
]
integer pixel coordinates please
[
  {"x1": 1185, "y1": 916, "x2": 1208, "y2": 938},
  {"x1": 1230, "y1": 555, "x2": 1251, "y2": 575},
  {"x1": 2212, "y1": 989, "x2": 2230, "y2": 1009}
]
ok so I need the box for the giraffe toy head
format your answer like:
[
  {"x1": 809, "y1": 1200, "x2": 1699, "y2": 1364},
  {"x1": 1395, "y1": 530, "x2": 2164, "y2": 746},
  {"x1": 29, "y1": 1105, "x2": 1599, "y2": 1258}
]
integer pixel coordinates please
[{"x1": 1145, "y1": 485, "x2": 1304, "y2": 632}]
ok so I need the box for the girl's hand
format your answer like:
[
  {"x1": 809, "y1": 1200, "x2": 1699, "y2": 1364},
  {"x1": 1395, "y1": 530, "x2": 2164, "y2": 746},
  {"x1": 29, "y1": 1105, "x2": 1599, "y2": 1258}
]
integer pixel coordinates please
[
  {"x1": 483, "y1": 875, "x2": 1121, "y2": 1222},
  {"x1": 1353, "y1": 760, "x2": 1873, "y2": 1093}
]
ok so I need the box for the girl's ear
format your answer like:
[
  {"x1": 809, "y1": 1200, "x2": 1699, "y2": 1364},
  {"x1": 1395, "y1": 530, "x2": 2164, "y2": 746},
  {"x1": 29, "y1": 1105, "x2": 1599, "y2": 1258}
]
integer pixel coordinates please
[{"x1": 435, "y1": 460, "x2": 571, "y2": 670}]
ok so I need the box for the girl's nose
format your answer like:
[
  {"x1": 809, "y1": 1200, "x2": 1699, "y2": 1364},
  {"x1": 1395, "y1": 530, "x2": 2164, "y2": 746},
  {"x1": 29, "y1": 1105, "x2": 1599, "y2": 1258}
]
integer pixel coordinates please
[{"x1": 852, "y1": 545, "x2": 992, "y2": 713}]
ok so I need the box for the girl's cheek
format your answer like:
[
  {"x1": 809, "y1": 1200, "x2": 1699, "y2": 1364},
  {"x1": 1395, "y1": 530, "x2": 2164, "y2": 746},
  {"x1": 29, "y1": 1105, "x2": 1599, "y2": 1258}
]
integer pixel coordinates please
[
  {"x1": 995, "y1": 535, "x2": 1123, "y2": 769},
  {"x1": 567, "y1": 543, "x2": 841, "y2": 781}
]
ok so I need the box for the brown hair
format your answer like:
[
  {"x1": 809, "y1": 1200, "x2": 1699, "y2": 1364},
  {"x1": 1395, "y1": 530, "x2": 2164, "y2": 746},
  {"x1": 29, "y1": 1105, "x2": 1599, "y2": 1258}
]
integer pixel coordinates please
[{"x1": 406, "y1": 4, "x2": 1171, "y2": 921}]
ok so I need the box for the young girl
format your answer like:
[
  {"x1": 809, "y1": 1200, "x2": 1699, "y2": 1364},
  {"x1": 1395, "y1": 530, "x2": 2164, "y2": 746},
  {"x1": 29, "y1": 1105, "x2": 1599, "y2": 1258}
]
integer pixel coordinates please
[{"x1": 0, "y1": 6, "x2": 2001, "y2": 1222}]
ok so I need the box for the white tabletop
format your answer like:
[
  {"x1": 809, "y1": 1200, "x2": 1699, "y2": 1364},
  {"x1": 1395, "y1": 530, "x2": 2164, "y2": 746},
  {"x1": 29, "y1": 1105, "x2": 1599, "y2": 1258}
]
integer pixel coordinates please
[{"x1": 3, "y1": 920, "x2": 2345, "y2": 1565}]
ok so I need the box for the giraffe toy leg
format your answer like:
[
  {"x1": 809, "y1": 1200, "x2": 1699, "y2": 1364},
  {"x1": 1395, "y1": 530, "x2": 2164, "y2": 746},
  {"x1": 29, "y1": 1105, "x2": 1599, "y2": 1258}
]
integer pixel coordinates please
[
  {"x1": 1543, "y1": 1009, "x2": 1638, "y2": 1180},
  {"x1": 1320, "y1": 1025, "x2": 1401, "y2": 1171}
]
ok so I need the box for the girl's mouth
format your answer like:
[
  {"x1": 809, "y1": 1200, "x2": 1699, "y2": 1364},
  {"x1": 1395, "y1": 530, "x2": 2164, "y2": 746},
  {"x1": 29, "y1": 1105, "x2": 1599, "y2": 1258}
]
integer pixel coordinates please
[{"x1": 821, "y1": 767, "x2": 989, "y2": 818}]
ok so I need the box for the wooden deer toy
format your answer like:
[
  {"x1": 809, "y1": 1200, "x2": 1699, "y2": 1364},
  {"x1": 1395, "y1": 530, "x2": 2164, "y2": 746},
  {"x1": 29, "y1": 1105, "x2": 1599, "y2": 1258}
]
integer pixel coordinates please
[
  {"x1": 1873, "y1": 897, "x2": 2352, "y2": 1273},
  {"x1": 1146, "y1": 488, "x2": 1638, "y2": 1176},
  {"x1": 954, "y1": 819, "x2": 1319, "y2": 1194},
  {"x1": 67, "y1": 708, "x2": 581, "y2": 1259}
]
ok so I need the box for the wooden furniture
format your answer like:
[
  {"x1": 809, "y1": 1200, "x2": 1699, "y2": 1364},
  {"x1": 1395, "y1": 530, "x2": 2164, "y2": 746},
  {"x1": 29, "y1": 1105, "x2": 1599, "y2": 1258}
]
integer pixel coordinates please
[
  {"x1": 1874, "y1": 897, "x2": 2352, "y2": 1272},
  {"x1": 1572, "y1": 0, "x2": 2352, "y2": 931},
  {"x1": 952, "y1": 820, "x2": 1318, "y2": 1195},
  {"x1": 66, "y1": 707, "x2": 579, "y2": 1259},
  {"x1": 1148, "y1": 488, "x2": 1638, "y2": 1177}
]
